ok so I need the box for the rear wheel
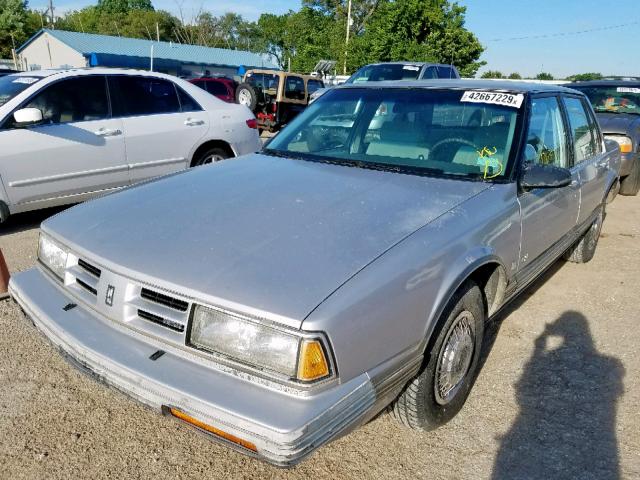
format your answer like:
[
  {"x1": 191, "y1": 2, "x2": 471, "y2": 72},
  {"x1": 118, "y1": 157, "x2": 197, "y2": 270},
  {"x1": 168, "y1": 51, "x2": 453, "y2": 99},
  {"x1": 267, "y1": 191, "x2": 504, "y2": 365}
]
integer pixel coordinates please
[
  {"x1": 191, "y1": 146, "x2": 231, "y2": 167},
  {"x1": 392, "y1": 281, "x2": 485, "y2": 430},
  {"x1": 563, "y1": 203, "x2": 605, "y2": 263},
  {"x1": 619, "y1": 159, "x2": 640, "y2": 196},
  {"x1": 235, "y1": 83, "x2": 259, "y2": 110}
]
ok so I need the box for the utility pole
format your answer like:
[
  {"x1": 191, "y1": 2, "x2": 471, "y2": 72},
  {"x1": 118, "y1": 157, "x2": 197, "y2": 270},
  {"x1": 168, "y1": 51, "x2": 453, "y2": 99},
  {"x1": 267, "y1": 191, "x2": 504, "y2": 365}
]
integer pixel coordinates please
[
  {"x1": 343, "y1": 0, "x2": 352, "y2": 75},
  {"x1": 48, "y1": 0, "x2": 54, "y2": 28},
  {"x1": 156, "y1": 22, "x2": 160, "y2": 42}
]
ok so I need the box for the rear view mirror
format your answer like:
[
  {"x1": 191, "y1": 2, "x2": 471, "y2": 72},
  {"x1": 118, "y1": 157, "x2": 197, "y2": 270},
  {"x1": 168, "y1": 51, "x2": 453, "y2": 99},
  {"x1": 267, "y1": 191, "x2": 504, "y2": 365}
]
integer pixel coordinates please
[
  {"x1": 13, "y1": 108, "x2": 43, "y2": 126},
  {"x1": 520, "y1": 163, "x2": 572, "y2": 189}
]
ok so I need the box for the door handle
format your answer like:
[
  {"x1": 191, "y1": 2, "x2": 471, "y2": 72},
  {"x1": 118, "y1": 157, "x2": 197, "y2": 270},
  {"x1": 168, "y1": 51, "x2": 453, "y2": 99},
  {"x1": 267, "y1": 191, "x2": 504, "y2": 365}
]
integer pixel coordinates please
[
  {"x1": 94, "y1": 128, "x2": 122, "y2": 137},
  {"x1": 184, "y1": 119, "x2": 205, "y2": 126}
]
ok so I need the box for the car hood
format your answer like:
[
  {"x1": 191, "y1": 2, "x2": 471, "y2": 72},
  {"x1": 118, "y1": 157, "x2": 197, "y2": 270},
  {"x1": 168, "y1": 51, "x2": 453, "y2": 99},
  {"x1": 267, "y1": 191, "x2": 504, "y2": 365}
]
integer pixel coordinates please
[
  {"x1": 44, "y1": 154, "x2": 489, "y2": 326},
  {"x1": 595, "y1": 112, "x2": 640, "y2": 136}
]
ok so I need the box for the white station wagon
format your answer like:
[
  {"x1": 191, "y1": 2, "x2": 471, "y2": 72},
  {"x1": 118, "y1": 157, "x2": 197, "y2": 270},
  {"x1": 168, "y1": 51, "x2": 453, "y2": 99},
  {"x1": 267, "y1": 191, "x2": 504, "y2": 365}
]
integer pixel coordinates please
[{"x1": 0, "y1": 68, "x2": 261, "y2": 222}]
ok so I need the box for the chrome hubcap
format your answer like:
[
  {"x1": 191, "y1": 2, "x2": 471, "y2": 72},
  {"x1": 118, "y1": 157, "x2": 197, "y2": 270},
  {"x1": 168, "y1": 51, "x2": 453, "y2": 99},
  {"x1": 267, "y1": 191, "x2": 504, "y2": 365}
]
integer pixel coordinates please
[
  {"x1": 198, "y1": 153, "x2": 224, "y2": 165},
  {"x1": 434, "y1": 311, "x2": 475, "y2": 405},
  {"x1": 238, "y1": 89, "x2": 251, "y2": 106}
]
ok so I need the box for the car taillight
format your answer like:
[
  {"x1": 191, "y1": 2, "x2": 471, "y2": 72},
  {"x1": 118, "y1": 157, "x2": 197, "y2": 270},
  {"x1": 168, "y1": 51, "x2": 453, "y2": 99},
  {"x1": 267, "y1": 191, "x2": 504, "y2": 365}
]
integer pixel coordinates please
[
  {"x1": 246, "y1": 118, "x2": 257, "y2": 129},
  {"x1": 272, "y1": 102, "x2": 277, "y2": 113}
]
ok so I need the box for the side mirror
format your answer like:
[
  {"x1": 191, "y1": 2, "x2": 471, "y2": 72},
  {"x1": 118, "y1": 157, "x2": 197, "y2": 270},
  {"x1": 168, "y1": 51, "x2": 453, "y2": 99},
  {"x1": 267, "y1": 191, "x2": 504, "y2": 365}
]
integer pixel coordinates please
[
  {"x1": 13, "y1": 108, "x2": 43, "y2": 127},
  {"x1": 520, "y1": 163, "x2": 572, "y2": 189}
]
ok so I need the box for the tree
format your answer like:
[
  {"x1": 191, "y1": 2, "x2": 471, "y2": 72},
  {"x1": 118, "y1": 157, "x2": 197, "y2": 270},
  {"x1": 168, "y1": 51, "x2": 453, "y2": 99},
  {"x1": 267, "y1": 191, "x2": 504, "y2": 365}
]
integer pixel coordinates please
[
  {"x1": 0, "y1": 0, "x2": 28, "y2": 59},
  {"x1": 256, "y1": 8, "x2": 332, "y2": 71},
  {"x1": 535, "y1": 72, "x2": 554, "y2": 80},
  {"x1": 508, "y1": 72, "x2": 522, "y2": 79},
  {"x1": 346, "y1": 0, "x2": 484, "y2": 76},
  {"x1": 96, "y1": 0, "x2": 153, "y2": 14},
  {"x1": 567, "y1": 72, "x2": 603, "y2": 82},
  {"x1": 481, "y1": 70, "x2": 503, "y2": 79}
]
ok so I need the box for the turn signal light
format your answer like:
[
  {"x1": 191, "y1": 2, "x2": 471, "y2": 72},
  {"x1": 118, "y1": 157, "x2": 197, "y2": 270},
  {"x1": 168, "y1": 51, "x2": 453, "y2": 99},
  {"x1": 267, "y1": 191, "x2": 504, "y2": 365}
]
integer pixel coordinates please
[
  {"x1": 168, "y1": 408, "x2": 257, "y2": 452},
  {"x1": 297, "y1": 339, "x2": 330, "y2": 381}
]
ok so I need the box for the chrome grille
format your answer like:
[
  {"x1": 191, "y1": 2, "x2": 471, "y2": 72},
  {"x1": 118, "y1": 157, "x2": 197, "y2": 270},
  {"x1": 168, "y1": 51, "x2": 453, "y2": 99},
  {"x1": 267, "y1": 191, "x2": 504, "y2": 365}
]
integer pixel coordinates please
[{"x1": 76, "y1": 278, "x2": 97, "y2": 295}]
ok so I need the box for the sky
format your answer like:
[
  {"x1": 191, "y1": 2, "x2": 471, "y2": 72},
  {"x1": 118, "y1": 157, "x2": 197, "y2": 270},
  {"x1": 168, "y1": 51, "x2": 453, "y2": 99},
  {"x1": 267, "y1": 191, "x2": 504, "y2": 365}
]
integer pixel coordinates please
[{"x1": 28, "y1": 0, "x2": 640, "y2": 78}]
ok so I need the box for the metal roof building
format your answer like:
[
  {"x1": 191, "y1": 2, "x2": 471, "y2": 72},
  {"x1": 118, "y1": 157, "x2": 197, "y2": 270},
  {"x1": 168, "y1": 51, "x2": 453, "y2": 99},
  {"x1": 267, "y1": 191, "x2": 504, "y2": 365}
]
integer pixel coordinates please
[{"x1": 16, "y1": 29, "x2": 278, "y2": 77}]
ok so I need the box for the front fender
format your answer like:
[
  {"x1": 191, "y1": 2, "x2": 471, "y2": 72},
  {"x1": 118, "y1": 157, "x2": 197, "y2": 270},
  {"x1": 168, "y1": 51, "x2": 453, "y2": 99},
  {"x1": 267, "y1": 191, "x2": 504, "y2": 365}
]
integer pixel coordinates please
[{"x1": 302, "y1": 184, "x2": 521, "y2": 384}]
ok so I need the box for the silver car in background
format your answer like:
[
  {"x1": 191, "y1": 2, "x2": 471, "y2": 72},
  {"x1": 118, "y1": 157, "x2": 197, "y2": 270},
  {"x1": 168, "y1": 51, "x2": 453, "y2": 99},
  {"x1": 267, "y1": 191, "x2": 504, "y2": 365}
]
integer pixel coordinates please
[
  {"x1": 0, "y1": 68, "x2": 261, "y2": 223},
  {"x1": 10, "y1": 80, "x2": 619, "y2": 466}
]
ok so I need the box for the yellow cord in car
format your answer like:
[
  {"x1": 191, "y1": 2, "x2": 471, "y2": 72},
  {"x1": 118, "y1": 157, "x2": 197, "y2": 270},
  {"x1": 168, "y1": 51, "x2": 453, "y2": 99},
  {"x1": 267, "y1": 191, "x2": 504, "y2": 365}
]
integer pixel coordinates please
[{"x1": 476, "y1": 146, "x2": 503, "y2": 179}]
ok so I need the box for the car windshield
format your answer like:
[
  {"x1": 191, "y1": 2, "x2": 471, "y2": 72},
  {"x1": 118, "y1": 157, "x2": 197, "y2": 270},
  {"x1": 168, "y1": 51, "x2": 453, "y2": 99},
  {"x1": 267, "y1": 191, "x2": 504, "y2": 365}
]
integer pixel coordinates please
[
  {"x1": 347, "y1": 64, "x2": 423, "y2": 83},
  {"x1": 264, "y1": 87, "x2": 522, "y2": 180},
  {"x1": 246, "y1": 73, "x2": 280, "y2": 93},
  {"x1": 0, "y1": 74, "x2": 42, "y2": 107},
  {"x1": 573, "y1": 85, "x2": 640, "y2": 115}
]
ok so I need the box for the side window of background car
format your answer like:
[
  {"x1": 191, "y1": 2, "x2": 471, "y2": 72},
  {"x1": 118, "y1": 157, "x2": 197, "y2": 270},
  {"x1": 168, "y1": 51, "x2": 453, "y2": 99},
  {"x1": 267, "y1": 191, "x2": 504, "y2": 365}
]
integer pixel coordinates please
[
  {"x1": 525, "y1": 97, "x2": 569, "y2": 168},
  {"x1": 207, "y1": 81, "x2": 228, "y2": 96},
  {"x1": 307, "y1": 80, "x2": 324, "y2": 94},
  {"x1": 436, "y1": 66, "x2": 454, "y2": 78},
  {"x1": 422, "y1": 66, "x2": 438, "y2": 79},
  {"x1": 176, "y1": 86, "x2": 202, "y2": 112},
  {"x1": 563, "y1": 96, "x2": 598, "y2": 163},
  {"x1": 9, "y1": 76, "x2": 108, "y2": 128},
  {"x1": 284, "y1": 76, "x2": 305, "y2": 100},
  {"x1": 109, "y1": 76, "x2": 180, "y2": 117}
]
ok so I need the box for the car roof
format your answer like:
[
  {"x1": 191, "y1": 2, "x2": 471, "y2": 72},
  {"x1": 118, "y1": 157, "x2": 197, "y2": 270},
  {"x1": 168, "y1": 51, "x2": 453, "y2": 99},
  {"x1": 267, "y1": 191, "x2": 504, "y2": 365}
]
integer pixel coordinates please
[
  {"x1": 336, "y1": 79, "x2": 577, "y2": 94},
  {"x1": 6, "y1": 67, "x2": 180, "y2": 81},
  {"x1": 360, "y1": 61, "x2": 454, "y2": 68},
  {"x1": 568, "y1": 80, "x2": 640, "y2": 88}
]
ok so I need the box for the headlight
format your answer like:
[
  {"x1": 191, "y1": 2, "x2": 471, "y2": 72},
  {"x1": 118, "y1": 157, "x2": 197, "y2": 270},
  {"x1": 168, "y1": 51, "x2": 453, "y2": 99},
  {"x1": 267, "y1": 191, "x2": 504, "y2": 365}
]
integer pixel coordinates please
[
  {"x1": 38, "y1": 233, "x2": 68, "y2": 279},
  {"x1": 605, "y1": 135, "x2": 633, "y2": 153},
  {"x1": 190, "y1": 305, "x2": 331, "y2": 382}
]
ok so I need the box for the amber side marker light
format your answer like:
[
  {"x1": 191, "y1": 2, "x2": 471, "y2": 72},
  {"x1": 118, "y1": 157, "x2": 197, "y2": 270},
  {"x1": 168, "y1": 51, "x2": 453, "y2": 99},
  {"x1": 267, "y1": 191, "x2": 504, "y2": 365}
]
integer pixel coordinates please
[
  {"x1": 168, "y1": 407, "x2": 257, "y2": 452},
  {"x1": 297, "y1": 339, "x2": 330, "y2": 381}
]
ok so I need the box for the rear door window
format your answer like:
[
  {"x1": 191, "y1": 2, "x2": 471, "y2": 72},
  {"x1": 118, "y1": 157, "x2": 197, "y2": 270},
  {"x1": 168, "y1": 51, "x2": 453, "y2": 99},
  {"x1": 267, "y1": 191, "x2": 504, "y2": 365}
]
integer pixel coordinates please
[
  {"x1": 109, "y1": 76, "x2": 180, "y2": 116},
  {"x1": 563, "y1": 96, "x2": 598, "y2": 163},
  {"x1": 176, "y1": 87, "x2": 202, "y2": 112},
  {"x1": 7, "y1": 76, "x2": 108, "y2": 128},
  {"x1": 436, "y1": 66, "x2": 456, "y2": 79},
  {"x1": 284, "y1": 76, "x2": 306, "y2": 100}
]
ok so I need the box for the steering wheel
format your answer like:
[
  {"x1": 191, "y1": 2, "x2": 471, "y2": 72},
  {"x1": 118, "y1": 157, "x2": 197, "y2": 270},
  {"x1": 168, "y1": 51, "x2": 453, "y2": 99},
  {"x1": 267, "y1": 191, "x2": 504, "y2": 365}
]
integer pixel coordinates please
[{"x1": 430, "y1": 138, "x2": 477, "y2": 159}]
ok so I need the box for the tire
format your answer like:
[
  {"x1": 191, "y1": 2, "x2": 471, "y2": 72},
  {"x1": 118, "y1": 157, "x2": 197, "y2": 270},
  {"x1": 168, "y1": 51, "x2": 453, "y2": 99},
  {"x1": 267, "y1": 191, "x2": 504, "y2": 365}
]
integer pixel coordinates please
[
  {"x1": 563, "y1": 203, "x2": 605, "y2": 263},
  {"x1": 619, "y1": 159, "x2": 640, "y2": 196},
  {"x1": 235, "y1": 83, "x2": 259, "y2": 110},
  {"x1": 391, "y1": 280, "x2": 485, "y2": 430},
  {"x1": 190, "y1": 146, "x2": 231, "y2": 167}
]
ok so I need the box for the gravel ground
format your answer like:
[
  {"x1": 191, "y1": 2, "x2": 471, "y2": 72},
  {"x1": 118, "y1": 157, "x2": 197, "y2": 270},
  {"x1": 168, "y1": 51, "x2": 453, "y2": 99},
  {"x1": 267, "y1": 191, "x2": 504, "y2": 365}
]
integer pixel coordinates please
[{"x1": 0, "y1": 195, "x2": 638, "y2": 480}]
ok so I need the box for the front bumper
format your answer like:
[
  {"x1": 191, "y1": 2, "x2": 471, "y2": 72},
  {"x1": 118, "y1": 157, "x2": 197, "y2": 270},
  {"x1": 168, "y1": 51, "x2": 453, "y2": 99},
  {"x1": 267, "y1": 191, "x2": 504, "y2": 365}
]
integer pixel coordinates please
[{"x1": 9, "y1": 268, "x2": 376, "y2": 466}]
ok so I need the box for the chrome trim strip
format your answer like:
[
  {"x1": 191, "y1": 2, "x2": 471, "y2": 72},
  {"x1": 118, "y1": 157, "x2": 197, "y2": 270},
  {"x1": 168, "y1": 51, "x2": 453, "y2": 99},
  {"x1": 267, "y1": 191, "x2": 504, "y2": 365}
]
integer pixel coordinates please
[
  {"x1": 9, "y1": 164, "x2": 129, "y2": 187},
  {"x1": 128, "y1": 157, "x2": 186, "y2": 170}
]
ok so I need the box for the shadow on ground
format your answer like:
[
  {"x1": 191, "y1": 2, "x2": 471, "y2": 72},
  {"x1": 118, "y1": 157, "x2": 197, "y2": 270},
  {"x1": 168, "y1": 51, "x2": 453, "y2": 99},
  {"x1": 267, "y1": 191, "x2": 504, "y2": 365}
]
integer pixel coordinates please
[
  {"x1": 0, "y1": 206, "x2": 67, "y2": 236},
  {"x1": 491, "y1": 310, "x2": 624, "y2": 480}
]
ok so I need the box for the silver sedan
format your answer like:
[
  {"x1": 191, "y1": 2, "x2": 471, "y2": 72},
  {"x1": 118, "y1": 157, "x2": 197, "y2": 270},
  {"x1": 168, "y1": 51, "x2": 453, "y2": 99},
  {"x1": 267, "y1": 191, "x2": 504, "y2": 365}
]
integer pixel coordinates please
[{"x1": 10, "y1": 80, "x2": 620, "y2": 466}]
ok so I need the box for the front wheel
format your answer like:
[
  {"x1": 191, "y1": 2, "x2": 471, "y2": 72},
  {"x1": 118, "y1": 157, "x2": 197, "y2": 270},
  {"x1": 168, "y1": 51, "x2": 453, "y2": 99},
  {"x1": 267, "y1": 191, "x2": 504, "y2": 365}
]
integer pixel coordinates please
[
  {"x1": 563, "y1": 203, "x2": 605, "y2": 263},
  {"x1": 391, "y1": 281, "x2": 485, "y2": 430}
]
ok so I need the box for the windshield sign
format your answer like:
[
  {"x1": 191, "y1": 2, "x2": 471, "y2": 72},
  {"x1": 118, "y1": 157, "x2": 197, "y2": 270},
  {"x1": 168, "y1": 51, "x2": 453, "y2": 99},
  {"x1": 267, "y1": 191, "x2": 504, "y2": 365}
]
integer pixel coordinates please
[
  {"x1": 0, "y1": 75, "x2": 41, "y2": 107},
  {"x1": 264, "y1": 88, "x2": 521, "y2": 180},
  {"x1": 574, "y1": 85, "x2": 640, "y2": 115}
]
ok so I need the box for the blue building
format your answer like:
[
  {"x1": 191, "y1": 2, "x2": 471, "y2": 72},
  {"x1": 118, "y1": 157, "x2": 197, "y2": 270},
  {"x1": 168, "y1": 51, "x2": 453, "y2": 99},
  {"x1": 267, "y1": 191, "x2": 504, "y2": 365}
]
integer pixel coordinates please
[{"x1": 17, "y1": 29, "x2": 278, "y2": 77}]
